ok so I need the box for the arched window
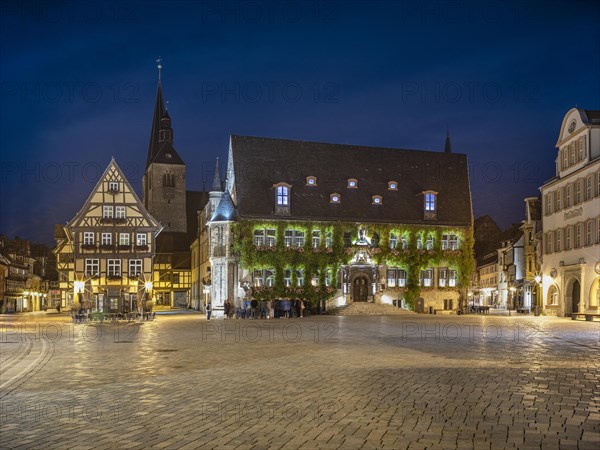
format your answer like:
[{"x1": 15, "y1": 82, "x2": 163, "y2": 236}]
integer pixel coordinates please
[
  {"x1": 330, "y1": 193, "x2": 341, "y2": 203},
  {"x1": 162, "y1": 171, "x2": 175, "y2": 187},
  {"x1": 547, "y1": 285, "x2": 559, "y2": 306},
  {"x1": 388, "y1": 181, "x2": 398, "y2": 190},
  {"x1": 306, "y1": 176, "x2": 317, "y2": 186},
  {"x1": 347, "y1": 178, "x2": 358, "y2": 188},
  {"x1": 372, "y1": 195, "x2": 382, "y2": 205}
]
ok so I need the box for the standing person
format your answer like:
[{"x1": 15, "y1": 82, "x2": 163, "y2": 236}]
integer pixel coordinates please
[
  {"x1": 206, "y1": 301, "x2": 212, "y2": 320},
  {"x1": 300, "y1": 299, "x2": 305, "y2": 318},
  {"x1": 250, "y1": 298, "x2": 258, "y2": 319},
  {"x1": 234, "y1": 295, "x2": 242, "y2": 319}
]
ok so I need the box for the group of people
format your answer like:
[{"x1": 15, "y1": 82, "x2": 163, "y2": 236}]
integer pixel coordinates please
[{"x1": 219, "y1": 298, "x2": 306, "y2": 319}]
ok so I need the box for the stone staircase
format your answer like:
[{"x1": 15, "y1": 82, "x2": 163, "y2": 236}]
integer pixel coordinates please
[{"x1": 327, "y1": 302, "x2": 415, "y2": 316}]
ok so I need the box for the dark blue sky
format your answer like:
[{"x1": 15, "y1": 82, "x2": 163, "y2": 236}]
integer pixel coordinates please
[{"x1": 1, "y1": 0, "x2": 599, "y2": 244}]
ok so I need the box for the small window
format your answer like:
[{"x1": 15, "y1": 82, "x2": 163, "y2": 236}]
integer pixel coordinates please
[
  {"x1": 388, "y1": 181, "x2": 398, "y2": 190},
  {"x1": 312, "y1": 230, "x2": 321, "y2": 248},
  {"x1": 115, "y1": 206, "x2": 126, "y2": 219},
  {"x1": 306, "y1": 176, "x2": 317, "y2": 186},
  {"x1": 108, "y1": 181, "x2": 119, "y2": 192},
  {"x1": 136, "y1": 233, "x2": 147, "y2": 246},
  {"x1": 425, "y1": 192, "x2": 436, "y2": 211},
  {"x1": 420, "y1": 268, "x2": 433, "y2": 287},
  {"x1": 330, "y1": 193, "x2": 341, "y2": 203},
  {"x1": 389, "y1": 233, "x2": 397, "y2": 249},
  {"x1": 253, "y1": 230, "x2": 265, "y2": 246},
  {"x1": 103, "y1": 205, "x2": 114, "y2": 218},
  {"x1": 325, "y1": 231, "x2": 333, "y2": 248},
  {"x1": 276, "y1": 185, "x2": 289, "y2": 206},
  {"x1": 119, "y1": 233, "x2": 130, "y2": 246},
  {"x1": 372, "y1": 195, "x2": 382, "y2": 205},
  {"x1": 101, "y1": 233, "x2": 112, "y2": 246},
  {"x1": 266, "y1": 229, "x2": 276, "y2": 247},
  {"x1": 83, "y1": 232, "x2": 94, "y2": 245},
  {"x1": 107, "y1": 259, "x2": 121, "y2": 277},
  {"x1": 129, "y1": 260, "x2": 143, "y2": 277},
  {"x1": 284, "y1": 230, "x2": 294, "y2": 247},
  {"x1": 425, "y1": 235, "x2": 434, "y2": 250},
  {"x1": 85, "y1": 259, "x2": 99, "y2": 276},
  {"x1": 284, "y1": 270, "x2": 292, "y2": 287},
  {"x1": 347, "y1": 178, "x2": 358, "y2": 188}
]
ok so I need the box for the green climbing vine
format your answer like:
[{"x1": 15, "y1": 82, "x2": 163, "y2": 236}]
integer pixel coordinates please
[{"x1": 232, "y1": 220, "x2": 474, "y2": 309}]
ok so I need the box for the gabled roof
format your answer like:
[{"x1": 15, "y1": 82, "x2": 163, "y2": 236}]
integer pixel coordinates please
[
  {"x1": 151, "y1": 140, "x2": 185, "y2": 166},
  {"x1": 67, "y1": 158, "x2": 162, "y2": 232},
  {"x1": 211, "y1": 191, "x2": 238, "y2": 222},
  {"x1": 230, "y1": 135, "x2": 472, "y2": 226}
]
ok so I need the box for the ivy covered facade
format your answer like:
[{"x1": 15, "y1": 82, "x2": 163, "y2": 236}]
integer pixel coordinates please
[{"x1": 193, "y1": 134, "x2": 474, "y2": 317}]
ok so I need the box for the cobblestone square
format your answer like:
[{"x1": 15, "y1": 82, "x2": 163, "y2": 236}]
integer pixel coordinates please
[{"x1": 1, "y1": 314, "x2": 599, "y2": 449}]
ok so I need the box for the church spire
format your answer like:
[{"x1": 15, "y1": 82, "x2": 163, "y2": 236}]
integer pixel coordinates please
[
  {"x1": 146, "y1": 59, "x2": 166, "y2": 168},
  {"x1": 444, "y1": 129, "x2": 452, "y2": 153},
  {"x1": 211, "y1": 158, "x2": 222, "y2": 192}
]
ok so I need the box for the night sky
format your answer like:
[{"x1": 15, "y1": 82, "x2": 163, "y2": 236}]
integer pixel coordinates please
[{"x1": 1, "y1": 0, "x2": 599, "y2": 245}]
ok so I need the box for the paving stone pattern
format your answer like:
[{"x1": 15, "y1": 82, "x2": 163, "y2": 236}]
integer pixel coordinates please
[{"x1": 0, "y1": 314, "x2": 598, "y2": 449}]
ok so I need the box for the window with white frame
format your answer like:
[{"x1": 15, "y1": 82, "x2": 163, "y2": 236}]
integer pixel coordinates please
[
  {"x1": 107, "y1": 259, "x2": 121, "y2": 276},
  {"x1": 103, "y1": 205, "x2": 114, "y2": 218},
  {"x1": 266, "y1": 229, "x2": 276, "y2": 247},
  {"x1": 293, "y1": 231, "x2": 305, "y2": 247},
  {"x1": 108, "y1": 181, "x2": 119, "y2": 192},
  {"x1": 347, "y1": 178, "x2": 358, "y2": 188},
  {"x1": 119, "y1": 233, "x2": 130, "y2": 246},
  {"x1": 253, "y1": 270, "x2": 263, "y2": 287},
  {"x1": 85, "y1": 258, "x2": 99, "y2": 276},
  {"x1": 420, "y1": 268, "x2": 433, "y2": 287},
  {"x1": 284, "y1": 230, "x2": 293, "y2": 247},
  {"x1": 136, "y1": 233, "x2": 147, "y2": 246},
  {"x1": 101, "y1": 233, "x2": 112, "y2": 246},
  {"x1": 129, "y1": 259, "x2": 142, "y2": 277},
  {"x1": 312, "y1": 230, "x2": 321, "y2": 248},
  {"x1": 585, "y1": 176, "x2": 592, "y2": 200},
  {"x1": 325, "y1": 269, "x2": 332, "y2": 287},
  {"x1": 115, "y1": 206, "x2": 126, "y2": 219},
  {"x1": 325, "y1": 231, "x2": 332, "y2": 248},
  {"x1": 398, "y1": 269, "x2": 406, "y2": 287},
  {"x1": 276, "y1": 185, "x2": 289, "y2": 206},
  {"x1": 425, "y1": 235, "x2": 434, "y2": 250},
  {"x1": 448, "y1": 270, "x2": 457, "y2": 287},
  {"x1": 284, "y1": 269, "x2": 292, "y2": 287},
  {"x1": 439, "y1": 268, "x2": 448, "y2": 287},
  {"x1": 416, "y1": 233, "x2": 423, "y2": 250},
  {"x1": 401, "y1": 235, "x2": 408, "y2": 249},
  {"x1": 296, "y1": 269, "x2": 304, "y2": 286},
  {"x1": 387, "y1": 268, "x2": 397, "y2": 287},
  {"x1": 265, "y1": 269, "x2": 274, "y2": 287},
  {"x1": 389, "y1": 233, "x2": 397, "y2": 249},
  {"x1": 83, "y1": 232, "x2": 94, "y2": 245},
  {"x1": 253, "y1": 229, "x2": 265, "y2": 246},
  {"x1": 449, "y1": 234, "x2": 458, "y2": 250},
  {"x1": 330, "y1": 193, "x2": 341, "y2": 203}
]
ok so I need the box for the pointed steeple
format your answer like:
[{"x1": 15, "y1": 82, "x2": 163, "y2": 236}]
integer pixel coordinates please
[
  {"x1": 146, "y1": 78, "x2": 166, "y2": 168},
  {"x1": 211, "y1": 158, "x2": 222, "y2": 192},
  {"x1": 444, "y1": 129, "x2": 452, "y2": 153}
]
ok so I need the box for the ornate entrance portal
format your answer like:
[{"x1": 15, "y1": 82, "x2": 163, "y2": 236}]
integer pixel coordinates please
[{"x1": 353, "y1": 276, "x2": 369, "y2": 302}]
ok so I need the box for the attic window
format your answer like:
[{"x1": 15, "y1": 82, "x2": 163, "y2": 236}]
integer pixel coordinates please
[
  {"x1": 165, "y1": 153, "x2": 172, "y2": 159},
  {"x1": 306, "y1": 176, "x2": 317, "y2": 186},
  {"x1": 388, "y1": 181, "x2": 398, "y2": 190},
  {"x1": 108, "y1": 181, "x2": 119, "y2": 192},
  {"x1": 274, "y1": 182, "x2": 292, "y2": 216},
  {"x1": 330, "y1": 193, "x2": 341, "y2": 203},
  {"x1": 372, "y1": 195, "x2": 382, "y2": 205},
  {"x1": 347, "y1": 179, "x2": 358, "y2": 188},
  {"x1": 423, "y1": 190, "x2": 438, "y2": 220}
]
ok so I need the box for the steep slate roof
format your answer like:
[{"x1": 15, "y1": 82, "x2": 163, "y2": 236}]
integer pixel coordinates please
[
  {"x1": 230, "y1": 135, "x2": 472, "y2": 226},
  {"x1": 211, "y1": 191, "x2": 239, "y2": 222},
  {"x1": 145, "y1": 81, "x2": 185, "y2": 168},
  {"x1": 582, "y1": 109, "x2": 600, "y2": 125}
]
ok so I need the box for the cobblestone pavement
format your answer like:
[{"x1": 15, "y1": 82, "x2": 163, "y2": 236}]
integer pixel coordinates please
[{"x1": 1, "y1": 314, "x2": 599, "y2": 449}]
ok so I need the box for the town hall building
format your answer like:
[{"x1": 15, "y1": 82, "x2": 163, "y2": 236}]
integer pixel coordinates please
[{"x1": 192, "y1": 134, "x2": 474, "y2": 317}]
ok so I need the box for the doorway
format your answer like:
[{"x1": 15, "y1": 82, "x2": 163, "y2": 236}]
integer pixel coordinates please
[
  {"x1": 352, "y1": 276, "x2": 369, "y2": 302},
  {"x1": 571, "y1": 280, "x2": 580, "y2": 313}
]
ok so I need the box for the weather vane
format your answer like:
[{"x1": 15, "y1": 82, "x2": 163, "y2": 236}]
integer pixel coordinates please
[{"x1": 156, "y1": 57, "x2": 162, "y2": 81}]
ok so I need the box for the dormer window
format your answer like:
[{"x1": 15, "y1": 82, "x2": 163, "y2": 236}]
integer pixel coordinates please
[
  {"x1": 423, "y1": 191, "x2": 437, "y2": 219},
  {"x1": 277, "y1": 185, "x2": 289, "y2": 205},
  {"x1": 330, "y1": 193, "x2": 341, "y2": 203},
  {"x1": 372, "y1": 195, "x2": 382, "y2": 205},
  {"x1": 108, "y1": 181, "x2": 119, "y2": 192},
  {"x1": 306, "y1": 176, "x2": 317, "y2": 186},
  {"x1": 347, "y1": 178, "x2": 358, "y2": 188},
  {"x1": 274, "y1": 182, "x2": 291, "y2": 216},
  {"x1": 388, "y1": 181, "x2": 398, "y2": 190}
]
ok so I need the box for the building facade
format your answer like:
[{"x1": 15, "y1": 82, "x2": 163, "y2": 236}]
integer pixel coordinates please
[
  {"x1": 54, "y1": 159, "x2": 162, "y2": 312},
  {"x1": 193, "y1": 135, "x2": 474, "y2": 317},
  {"x1": 540, "y1": 108, "x2": 600, "y2": 316}
]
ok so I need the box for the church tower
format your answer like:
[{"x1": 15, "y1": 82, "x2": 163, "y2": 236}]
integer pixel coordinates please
[{"x1": 142, "y1": 61, "x2": 187, "y2": 233}]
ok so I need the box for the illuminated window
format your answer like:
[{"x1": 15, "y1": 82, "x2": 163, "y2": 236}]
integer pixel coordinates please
[
  {"x1": 401, "y1": 236, "x2": 408, "y2": 249},
  {"x1": 253, "y1": 230, "x2": 265, "y2": 246},
  {"x1": 425, "y1": 235, "x2": 434, "y2": 250},
  {"x1": 389, "y1": 233, "x2": 397, "y2": 249},
  {"x1": 266, "y1": 229, "x2": 276, "y2": 247},
  {"x1": 83, "y1": 232, "x2": 94, "y2": 245},
  {"x1": 425, "y1": 192, "x2": 437, "y2": 211},
  {"x1": 388, "y1": 181, "x2": 398, "y2": 190},
  {"x1": 325, "y1": 231, "x2": 333, "y2": 248},
  {"x1": 330, "y1": 193, "x2": 341, "y2": 203},
  {"x1": 129, "y1": 260, "x2": 142, "y2": 277},
  {"x1": 107, "y1": 259, "x2": 121, "y2": 277},
  {"x1": 312, "y1": 230, "x2": 321, "y2": 248},
  {"x1": 306, "y1": 176, "x2": 317, "y2": 186},
  {"x1": 85, "y1": 259, "x2": 99, "y2": 276},
  {"x1": 347, "y1": 179, "x2": 358, "y2": 188},
  {"x1": 372, "y1": 195, "x2": 382, "y2": 205},
  {"x1": 277, "y1": 185, "x2": 289, "y2": 206},
  {"x1": 420, "y1": 268, "x2": 433, "y2": 287}
]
